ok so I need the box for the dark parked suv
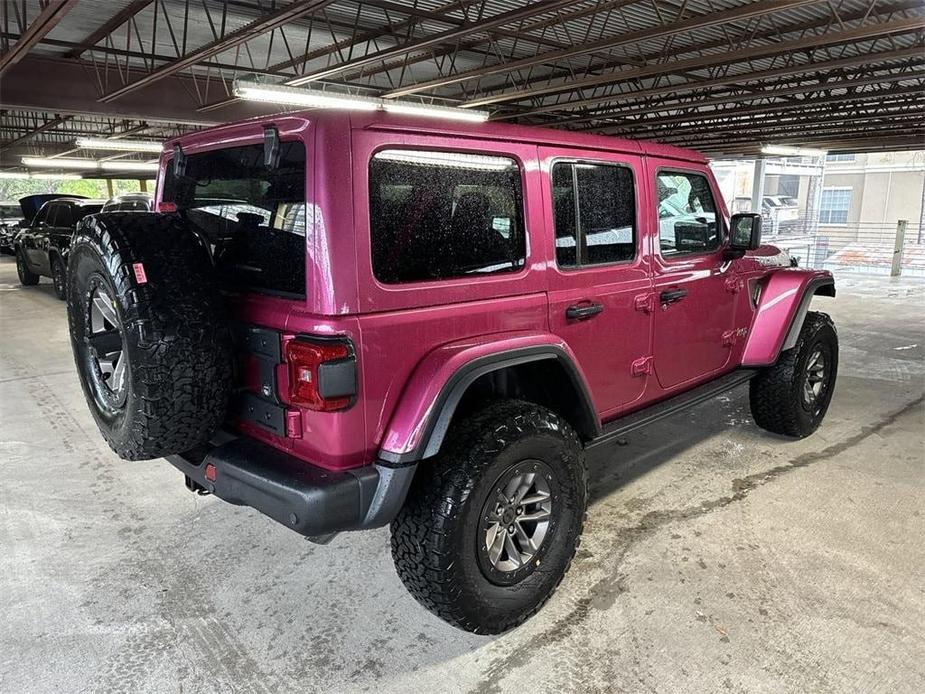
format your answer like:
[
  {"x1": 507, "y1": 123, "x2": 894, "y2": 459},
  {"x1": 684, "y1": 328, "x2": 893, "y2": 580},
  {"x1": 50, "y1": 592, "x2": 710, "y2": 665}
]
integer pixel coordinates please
[{"x1": 16, "y1": 196, "x2": 104, "y2": 299}]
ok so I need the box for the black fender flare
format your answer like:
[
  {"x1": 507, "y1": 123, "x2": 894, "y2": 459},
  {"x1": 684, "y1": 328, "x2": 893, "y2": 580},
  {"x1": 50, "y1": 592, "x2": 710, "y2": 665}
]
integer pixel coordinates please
[
  {"x1": 378, "y1": 345, "x2": 600, "y2": 466},
  {"x1": 780, "y1": 277, "x2": 836, "y2": 354}
]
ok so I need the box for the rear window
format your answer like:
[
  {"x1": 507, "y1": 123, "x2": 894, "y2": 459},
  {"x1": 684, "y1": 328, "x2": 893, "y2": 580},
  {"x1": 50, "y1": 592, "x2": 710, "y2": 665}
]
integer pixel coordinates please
[
  {"x1": 368, "y1": 149, "x2": 525, "y2": 284},
  {"x1": 72, "y1": 205, "x2": 102, "y2": 226},
  {"x1": 162, "y1": 141, "x2": 306, "y2": 297}
]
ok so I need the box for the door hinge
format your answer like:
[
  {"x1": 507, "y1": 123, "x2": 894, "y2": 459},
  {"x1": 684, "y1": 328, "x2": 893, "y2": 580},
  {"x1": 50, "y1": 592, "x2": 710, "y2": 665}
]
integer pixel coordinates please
[
  {"x1": 632, "y1": 356, "x2": 653, "y2": 376},
  {"x1": 724, "y1": 276, "x2": 744, "y2": 294},
  {"x1": 634, "y1": 293, "x2": 656, "y2": 313}
]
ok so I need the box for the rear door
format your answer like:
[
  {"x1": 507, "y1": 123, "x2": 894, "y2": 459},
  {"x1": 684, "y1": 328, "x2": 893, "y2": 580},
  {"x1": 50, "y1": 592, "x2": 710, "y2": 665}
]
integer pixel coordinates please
[
  {"x1": 25, "y1": 203, "x2": 55, "y2": 272},
  {"x1": 541, "y1": 147, "x2": 652, "y2": 420},
  {"x1": 646, "y1": 160, "x2": 737, "y2": 389}
]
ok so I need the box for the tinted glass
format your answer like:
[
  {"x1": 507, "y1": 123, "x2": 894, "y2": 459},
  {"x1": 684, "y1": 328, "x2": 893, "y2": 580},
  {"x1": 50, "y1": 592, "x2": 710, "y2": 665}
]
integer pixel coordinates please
[
  {"x1": 73, "y1": 205, "x2": 102, "y2": 226},
  {"x1": 552, "y1": 162, "x2": 636, "y2": 268},
  {"x1": 43, "y1": 204, "x2": 61, "y2": 227},
  {"x1": 369, "y1": 150, "x2": 525, "y2": 284},
  {"x1": 162, "y1": 141, "x2": 306, "y2": 297},
  {"x1": 656, "y1": 171, "x2": 719, "y2": 256}
]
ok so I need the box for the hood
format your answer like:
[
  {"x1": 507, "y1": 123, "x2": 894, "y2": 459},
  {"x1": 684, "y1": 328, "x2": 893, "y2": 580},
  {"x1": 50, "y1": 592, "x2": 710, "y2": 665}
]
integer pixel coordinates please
[
  {"x1": 746, "y1": 244, "x2": 793, "y2": 268},
  {"x1": 18, "y1": 194, "x2": 87, "y2": 222}
]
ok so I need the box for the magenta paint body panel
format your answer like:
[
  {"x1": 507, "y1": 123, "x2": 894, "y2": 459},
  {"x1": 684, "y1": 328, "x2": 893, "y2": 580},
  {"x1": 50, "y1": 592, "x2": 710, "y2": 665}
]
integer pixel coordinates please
[
  {"x1": 154, "y1": 109, "x2": 830, "y2": 471},
  {"x1": 741, "y1": 267, "x2": 834, "y2": 367}
]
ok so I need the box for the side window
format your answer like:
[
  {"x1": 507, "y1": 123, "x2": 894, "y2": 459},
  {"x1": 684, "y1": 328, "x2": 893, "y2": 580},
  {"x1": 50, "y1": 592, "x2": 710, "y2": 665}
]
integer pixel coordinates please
[
  {"x1": 369, "y1": 150, "x2": 525, "y2": 284},
  {"x1": 33, "y1": 204, "x2": 51, "y2": 226},
  {"x1": 55, "y1": 205, "x2": 73, "y2": 228},
  {"x1": 551, "y1": 161, "x2": 636, "y2": 268},
  {"x1": 656, "y1": 171, "x2": 720, "y2": 256}
]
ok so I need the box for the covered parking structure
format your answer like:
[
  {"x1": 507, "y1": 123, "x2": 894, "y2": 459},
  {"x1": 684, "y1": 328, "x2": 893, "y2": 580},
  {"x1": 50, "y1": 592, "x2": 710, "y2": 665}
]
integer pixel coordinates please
[
  {"x1": 1, "y1": 0, "x2": 923, "y2": 171},
  {"x1": 1, "y1": 3, "x2": 924, "y2": 694}
]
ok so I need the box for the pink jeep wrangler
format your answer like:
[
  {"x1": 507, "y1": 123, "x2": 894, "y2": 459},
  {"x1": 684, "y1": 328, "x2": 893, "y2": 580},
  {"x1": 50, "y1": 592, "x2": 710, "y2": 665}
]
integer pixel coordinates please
[{"x1": 66, "y1": 111, "x2": 837, "y2": 634}]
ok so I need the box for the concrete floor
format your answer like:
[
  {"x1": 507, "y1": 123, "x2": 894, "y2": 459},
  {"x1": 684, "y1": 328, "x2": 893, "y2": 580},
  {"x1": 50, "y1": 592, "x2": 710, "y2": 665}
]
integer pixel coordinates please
[{"x1": 1, "y1": 254, "x2": 923, "y2": 694}]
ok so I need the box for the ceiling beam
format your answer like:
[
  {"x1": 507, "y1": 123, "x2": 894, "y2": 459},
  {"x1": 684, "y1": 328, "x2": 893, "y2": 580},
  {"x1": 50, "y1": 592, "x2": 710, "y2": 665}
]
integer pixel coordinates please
[
  {"x1": 98, "y1": 0, "x2": 337, "y2": 103},
  {"x1": 66, "y1": 0, "x2": 154, "y2": 59},
  {"x1": 509, "y1": 45, "x2": 925, "y2": 122},
  {"x1": 463, "y1": 16, "x2": 925, "y2": 108},
  {"x1": 3, "y1": 56, "x2": 282, "y2": 124},
  {"x1": 286, "y1": 0, "x2": 580, "y2": 86},
  {"x1": 382, "y1": 0, "x2": 821, "y2": 99},
  {"x1": 0, "y1": 0, "x2": 79, "y2": 76},
  {"x1": 0, "y1": 115, "x2": 73, "y2": 149},
  {"x1": 588, "y1": 82, "x2": 924, "y2": 133}
]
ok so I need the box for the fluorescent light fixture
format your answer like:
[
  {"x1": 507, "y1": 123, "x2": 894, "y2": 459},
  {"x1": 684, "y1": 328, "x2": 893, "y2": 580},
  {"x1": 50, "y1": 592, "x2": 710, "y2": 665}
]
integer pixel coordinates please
[
  {"x1": 99, "y1": 160, "x2": 159, "y2": 173},
  {"x1": 382, "y1": 101, "x2": 488, "y2": 122},
  {"x1": 76, "y1": 137, "x2": 163, "y2": 153},
  {"x1": 22, "y1": 156, "x2": 98, "y2": 170},
  {"x1": 0, "y1": 171, "x2": 82, "y2": 180},
  {"x1": 234, "y1": 82, "x2": 379, "y2": 111},
  {"x1": 761, "y1": 145, "x2": 828, "y2": 157},
  {"x1": 234, "y1": 80, "x2": 490, "y2": 123},
  {"x1": 373, "y1": 149, "x2": 513, "y2": 171}
]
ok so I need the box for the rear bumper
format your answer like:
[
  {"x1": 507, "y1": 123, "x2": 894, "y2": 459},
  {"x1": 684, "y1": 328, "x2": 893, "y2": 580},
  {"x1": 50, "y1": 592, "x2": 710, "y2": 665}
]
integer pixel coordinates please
[{"x1": 166, "y1": 436, "x2": 416, "y2": 539}]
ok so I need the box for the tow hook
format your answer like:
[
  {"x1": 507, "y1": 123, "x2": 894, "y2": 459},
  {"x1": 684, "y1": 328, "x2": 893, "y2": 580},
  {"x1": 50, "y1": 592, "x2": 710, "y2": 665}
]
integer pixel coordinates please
[{"x1": 184, "y1": 475, "x2": 211, "y2": 496}]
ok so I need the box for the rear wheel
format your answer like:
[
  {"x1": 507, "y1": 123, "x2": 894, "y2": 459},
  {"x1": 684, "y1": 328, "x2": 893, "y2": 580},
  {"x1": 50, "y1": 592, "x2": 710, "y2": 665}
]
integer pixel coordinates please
[
  {"x1": 16, "y1": 248, "x2": 39, "y2": 286},
  {"x1": 390, "y1": 400, "x2": 587, "y2": 634},
  {"x1": 51, "y1": 256, "x2": 66, "y2": 300},
  {"x1": 749, "y1": 311, "x2": 838, "y2": 438}
]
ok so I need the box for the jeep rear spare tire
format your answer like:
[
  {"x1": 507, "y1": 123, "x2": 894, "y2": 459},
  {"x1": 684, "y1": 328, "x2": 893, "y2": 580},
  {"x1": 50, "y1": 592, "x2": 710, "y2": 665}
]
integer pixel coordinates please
[{"x1": 66, "y1": 212, "x2": 233, "y2": 460}]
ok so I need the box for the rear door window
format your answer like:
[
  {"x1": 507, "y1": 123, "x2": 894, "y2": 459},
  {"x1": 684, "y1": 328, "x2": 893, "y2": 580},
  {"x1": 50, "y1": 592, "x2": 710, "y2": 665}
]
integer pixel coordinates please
[
  {"x1": 162, "y1": 141, "x2": 307, "y2": 297},
  {"x1": 368, "y1": 150, "x2": 525, "y2": 284},
  {"x1": 551, "y1": 161, "x2": 636, "y2": 268}
]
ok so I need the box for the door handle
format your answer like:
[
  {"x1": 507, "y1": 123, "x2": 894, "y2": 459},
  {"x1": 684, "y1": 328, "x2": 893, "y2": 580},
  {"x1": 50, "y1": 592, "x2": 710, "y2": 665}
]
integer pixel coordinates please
[
  {"x1": 660, "y1": 288, "x2": 688, "y2": 305},
  {"x1": 566, "y1": 302, "x2": 604, "y2": 321}
]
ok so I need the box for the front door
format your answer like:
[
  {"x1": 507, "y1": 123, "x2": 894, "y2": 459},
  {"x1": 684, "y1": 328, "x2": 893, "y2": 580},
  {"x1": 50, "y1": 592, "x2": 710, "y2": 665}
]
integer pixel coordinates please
[
  {"x1": 647, "y1": 162, "x2": 737, "y2": 390},
  {"x1": 542, "y1": 147, "x2": 652, "y2": 420}
]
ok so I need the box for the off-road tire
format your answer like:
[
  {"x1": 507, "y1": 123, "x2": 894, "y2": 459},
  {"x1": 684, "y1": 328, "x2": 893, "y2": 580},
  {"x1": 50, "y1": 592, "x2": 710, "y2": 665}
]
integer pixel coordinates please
[
  {"x1": 750, "y1": 311, "x2": 838, "y2": 438},
  {"x1": 16, "y1": 248, "x2": 39, "y2": 286},
  {"x1": 390, "y1": 400, "x2": 587, "y2": 634},
  {"x1": 51, "y1": 255, "x2": 66, "y2": 300},
  {"x1": 66, "y1": 212, "x2": 233, "y2": 460}
]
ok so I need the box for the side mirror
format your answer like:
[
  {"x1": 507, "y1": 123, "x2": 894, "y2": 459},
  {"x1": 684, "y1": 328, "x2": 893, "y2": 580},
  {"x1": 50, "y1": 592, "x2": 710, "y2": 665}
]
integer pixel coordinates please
[{"x1": 724, "y1": 213, "x2": 762, "y2": 260}]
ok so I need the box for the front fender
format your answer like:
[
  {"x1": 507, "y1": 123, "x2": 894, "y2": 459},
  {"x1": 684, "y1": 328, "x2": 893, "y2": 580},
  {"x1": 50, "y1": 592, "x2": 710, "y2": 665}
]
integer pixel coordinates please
[
  {"x1": 742, "y1": 269, "x2": 835, "y2": 367},
  {"x1": 379, "y1": 332, "x2": 598, "y2": 464}
]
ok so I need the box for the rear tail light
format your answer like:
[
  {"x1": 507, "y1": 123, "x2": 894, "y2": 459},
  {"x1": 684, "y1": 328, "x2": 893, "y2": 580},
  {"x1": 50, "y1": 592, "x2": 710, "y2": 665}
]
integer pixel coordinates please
[
  {"x1": 157, "y1": 201, "x2": 177, "y2": 213},
  {"x1": 285, "y1": 338, "x2": 356, "y2": 412}
]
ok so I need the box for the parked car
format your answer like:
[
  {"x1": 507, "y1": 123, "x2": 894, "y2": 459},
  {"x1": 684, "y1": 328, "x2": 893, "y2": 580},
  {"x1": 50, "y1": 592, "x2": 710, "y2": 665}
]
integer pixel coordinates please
[
  {"x1": 101, "y1": 192, "x2": 154, "y2": 212},
  {"x1": 763, "y1": 194, "x2": 802, "y2": 233},
  {"x1": 0, "y1": 201, "x2": 25, "y2": 254},
  {"x1": 15, "y1": 195, "x2": 104, "y2": 299},
  {"x1": 64, "y1": 111, "x2": 837, "y2": 634}
]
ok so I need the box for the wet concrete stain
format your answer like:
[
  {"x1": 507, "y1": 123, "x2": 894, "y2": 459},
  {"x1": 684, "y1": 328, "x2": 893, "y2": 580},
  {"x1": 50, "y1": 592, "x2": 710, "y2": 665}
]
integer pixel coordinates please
[{"x1": 469, "y1": 394, "x2": 924, "y2": 694}]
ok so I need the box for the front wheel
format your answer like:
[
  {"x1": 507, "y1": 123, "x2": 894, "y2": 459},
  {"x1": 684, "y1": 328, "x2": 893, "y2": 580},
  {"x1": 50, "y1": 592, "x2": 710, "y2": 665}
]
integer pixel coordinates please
[
  {"x1": 750, "y1": 311, "x2": 838, "y2": 438},
  {"x1": 390, "y1": 400, "x2": 587, "y2": 634}
]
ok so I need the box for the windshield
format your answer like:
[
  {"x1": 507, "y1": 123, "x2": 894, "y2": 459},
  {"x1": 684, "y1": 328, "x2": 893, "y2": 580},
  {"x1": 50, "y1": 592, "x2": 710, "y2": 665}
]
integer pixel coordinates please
[{"x1": 162, "y1": 141, "x2": 307, "y2": 297}]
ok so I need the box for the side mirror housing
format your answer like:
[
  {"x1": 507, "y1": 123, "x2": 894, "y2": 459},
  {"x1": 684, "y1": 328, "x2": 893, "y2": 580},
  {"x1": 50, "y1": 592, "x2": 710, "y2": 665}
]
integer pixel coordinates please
[{"x1": 725, "y1": 213, "x2": 762, "y2": 260}]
